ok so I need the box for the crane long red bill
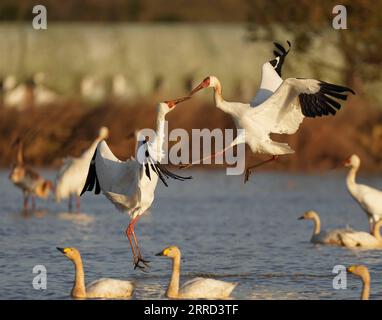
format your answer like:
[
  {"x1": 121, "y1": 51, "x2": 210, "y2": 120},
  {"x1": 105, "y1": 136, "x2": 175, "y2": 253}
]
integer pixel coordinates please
[
  {"x1": 164, "y1": 96, "x2": 191, "y2": 107},
  {"x1": 190, "y1": 77, "x2": 210, "y2": 95}
]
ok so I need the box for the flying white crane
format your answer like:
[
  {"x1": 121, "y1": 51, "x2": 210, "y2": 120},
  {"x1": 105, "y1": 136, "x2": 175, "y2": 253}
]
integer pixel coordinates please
[
  {"x1": 185, "y1": 75, "x2": 354, "y2": 183},
  {"x1": 180, "y1": 40, "x2": 291, "y2": 173},
  {"x1": 344, "y1": 154, "x2": 382, "y2": 232},
  {"x1": 80, "y1": 97, "x2": 192, "y2": 270},
  {"x1": 55, "y1": 127, "x2": 109, "y2": 213}
]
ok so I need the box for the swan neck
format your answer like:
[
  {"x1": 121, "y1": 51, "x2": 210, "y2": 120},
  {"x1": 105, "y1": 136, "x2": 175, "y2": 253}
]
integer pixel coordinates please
[
  {"x1": 361, "y1": 278, "x2": 370, "y2": 300},
  {"x1": 167, "y1": 254, "x2": 181, "y2": 298},
  {"x1": 72, "y1": 256, "x2": 86, "y2": 298},
  {"x1": 372, "y1": 220, "x2": 382, "y2": 240},
  {"x1": 312, "y1": 214, "x2": 321, "y2": 236}
]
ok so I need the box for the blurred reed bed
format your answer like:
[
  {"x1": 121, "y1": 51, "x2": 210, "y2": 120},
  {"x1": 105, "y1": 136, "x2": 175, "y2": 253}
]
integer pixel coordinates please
[{"x1": 0, "y1": 88, "x2": 381, "y2": 172}]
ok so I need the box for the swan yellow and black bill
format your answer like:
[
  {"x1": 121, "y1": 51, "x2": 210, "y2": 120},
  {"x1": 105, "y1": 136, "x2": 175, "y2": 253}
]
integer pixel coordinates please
[
  {"x1": 57, "y1": 247, "x2": 70, "y2": 254},
  {"x1": 155, "y1": 248, "x2": 170, "y2": 256},
  {"x1": 347, "y1": 265, "x2": 356, "y2": 273}
]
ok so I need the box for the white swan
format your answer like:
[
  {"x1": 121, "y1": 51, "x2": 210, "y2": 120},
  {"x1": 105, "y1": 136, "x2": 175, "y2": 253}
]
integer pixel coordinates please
[
  {"x1": 347, "y1": 265, "x2": 370, "y2": 300},
  {"x1": 55, "y1": 127, "x2": 109, "y2": 213},
  {"x1": 339, "y1": 220, "x2": 382, "y2": 249},
  {"x1": 57, "y1": 247, "x2": 134, "y2": 299},
  {"x1": 156, "y1": 246, "x2": 237, "y2": 299},
  {"x1": 298, "y1": 210, "x2": 352, "y2": 245},
  {"x1": 344, "y1": 154, "x2": 382, "y2": 232}
]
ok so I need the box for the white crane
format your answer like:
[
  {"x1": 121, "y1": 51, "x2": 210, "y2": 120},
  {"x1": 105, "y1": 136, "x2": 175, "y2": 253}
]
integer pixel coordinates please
[
  {"x1": 344, "y1": 154, "x2": 382, "y2": 232},
  {"x1": 55, "y1": 126, "x2": 109, "y2": 213},
  {"x1": 80, "y1": 97, "x2": 192, "y2": 270},
  {"x1": 185, "y1": 74, "x2": 354, "y2": 183}
]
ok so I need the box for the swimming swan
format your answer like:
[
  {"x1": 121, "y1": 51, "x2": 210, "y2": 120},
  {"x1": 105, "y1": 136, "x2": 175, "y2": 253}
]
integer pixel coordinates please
[
  {"x1": 298, "y1": 210, "x2": 352, "y2": 245},
  {"x1": 347, "y1": 265, "x2": 370, "y2": 300},
  {"x1": 57, "y1": 247, "x2": 134, "y2": 298},
  {"x1": 339, "y1": 220, "x2": 382, "y2": 249},
  {"x1": 156, "y1": 246, "x2": 237, "y2": 299}
]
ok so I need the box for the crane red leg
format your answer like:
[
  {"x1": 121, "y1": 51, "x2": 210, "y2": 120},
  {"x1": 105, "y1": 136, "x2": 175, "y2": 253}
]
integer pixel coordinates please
[
  {"x1": 125, "y1": 223, "x2": 138, "y2": 266},
  {"x1": 125, "y1": 215, "x2": 149, "y2": 270},
  {"x1": 244, "y1": 155, "x2": 279, "y2": 183}
]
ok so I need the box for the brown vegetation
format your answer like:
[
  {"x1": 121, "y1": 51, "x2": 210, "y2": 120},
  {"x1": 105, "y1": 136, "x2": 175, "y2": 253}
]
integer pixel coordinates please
[{"x1": 1, "y1": 87, "x2": 382, "y2": 172}]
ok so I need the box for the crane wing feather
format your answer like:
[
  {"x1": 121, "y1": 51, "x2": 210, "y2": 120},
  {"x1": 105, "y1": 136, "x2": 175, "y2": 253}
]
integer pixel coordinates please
[
  {"x1": 250, "y1": 41, "x2": 291, "y2": 107},
  {"x1": 249, "y1": 78, "x2": 354, "y2": 135}
]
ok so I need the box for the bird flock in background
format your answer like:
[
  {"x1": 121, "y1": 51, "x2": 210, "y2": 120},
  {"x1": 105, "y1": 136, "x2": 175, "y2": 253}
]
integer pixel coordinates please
[{"x1": 8, "y1": 41, "x2": 381, "y2": 300}]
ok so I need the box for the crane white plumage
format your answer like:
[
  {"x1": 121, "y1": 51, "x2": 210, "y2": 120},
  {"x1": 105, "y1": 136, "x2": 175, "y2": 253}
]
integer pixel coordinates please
[
  {"x1": 344, "y1": 154, "x2": 382, "y2": 232},
  {"x1": 55, "y1": 126, "x2": 109, "y2": 213},
  {"x1": 250, "y1": 41, "x2": 291, "y2": 107},
  {"x1": 184, "y1": 46, "x2": 354, "y2": 182},
  {"x1": 80, "y1": 97, "x2": 192, "y2": 270}
]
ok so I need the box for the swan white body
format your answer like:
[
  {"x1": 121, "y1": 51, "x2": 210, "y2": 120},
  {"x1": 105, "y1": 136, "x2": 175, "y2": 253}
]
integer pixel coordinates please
[
  {"x1": 81, "y1": 98, "x2": 191, "y2": 269},
  {"x1": 85, "y1": 278, "x2": 135, "y2": 298},
  {"x1": 339, "y1": 220, "x2": 382, "y2": 249},
  {"x1": 156, "y1": 246, "x2": 237, "y2": 299},
  {"x1": 345, "y1": 154, "x2": 382, "y2": 231},
  {"x1": 340, "y1": 232, "x2": 381, "y2": 249},
  {"x1": 57, "y1": 247, "x2": 134, "y2": 298},
  {"x1": 177, "y1": 277, "x2": 237, "y2": 299},
  {"x1": 55, "y1": 127, "x2": 109, "y2": 211}
]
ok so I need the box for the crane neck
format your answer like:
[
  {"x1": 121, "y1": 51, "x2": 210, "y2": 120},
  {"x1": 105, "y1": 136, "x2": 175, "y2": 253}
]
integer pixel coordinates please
[
  {"x1": 153, "y1": 110, "x2": 167, "y2": 161},
  {"x1": 346, "y1": 165, "x2": 358, "y2": 191},
  {"x1": 213, "y1": 80, "x2": 225, "y2": 109},
  {"x1": 71, "y1": 255, "x2": 86, "y2": 298},
  {"x1": 166, "y1": 253, "x2": 181, "y2": 298}
]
